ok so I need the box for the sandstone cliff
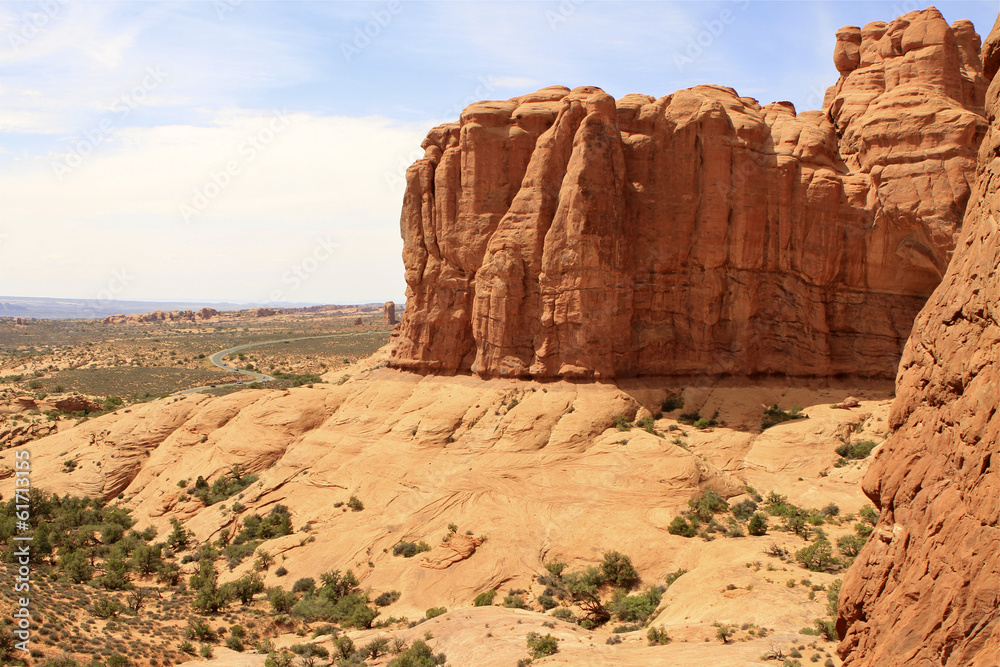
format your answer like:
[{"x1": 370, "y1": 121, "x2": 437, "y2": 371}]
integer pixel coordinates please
[
  {"x1": 389, "y1": 8, "x2": 987, "y2": 381},
  {"x1": 836, "y1": 14, "x2": 1000, "y2": 666}
]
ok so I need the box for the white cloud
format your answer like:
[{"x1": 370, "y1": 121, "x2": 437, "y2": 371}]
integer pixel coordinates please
[{"x1": 0, "y1": 110, "x2": 428, "y2": 303}]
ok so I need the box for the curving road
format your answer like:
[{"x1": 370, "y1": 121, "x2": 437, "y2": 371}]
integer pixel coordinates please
[{"x1": 172, "y1": 330, "x2": 390, "y2": 396}]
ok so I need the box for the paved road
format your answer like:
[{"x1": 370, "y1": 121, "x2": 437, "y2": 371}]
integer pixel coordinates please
[{"x1": 171, "y1": 330, "x2": 390, "y2": 396}]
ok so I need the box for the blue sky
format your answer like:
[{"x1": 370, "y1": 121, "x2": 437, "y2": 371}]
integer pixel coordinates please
[{"x1": 0, "y1": 0, "x2": 995, "y2": 306}]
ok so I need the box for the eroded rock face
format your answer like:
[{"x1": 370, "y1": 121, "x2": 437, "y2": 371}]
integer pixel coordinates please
[
  {"x1": 384, "y1": 301, "x2": 398, "y2": 326},
  {"x1": 390, "y1": 9, "x2": 988, "y2": 381},
  {"x1": 836, "y1": 15, "x2": 1000, "y2": 666}
]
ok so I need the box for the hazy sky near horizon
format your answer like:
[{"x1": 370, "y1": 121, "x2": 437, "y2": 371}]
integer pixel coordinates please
[{"x1": 0, "y1": 0, "x2": 996, "y2": 306}]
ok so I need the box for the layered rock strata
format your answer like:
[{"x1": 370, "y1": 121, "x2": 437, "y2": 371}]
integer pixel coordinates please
[
  {"x1": 836, "y1": 14, "x2": 999, "y2": 666},
  {"x1": 389, "y1": 8, "x2": 987, "y2": 381}
]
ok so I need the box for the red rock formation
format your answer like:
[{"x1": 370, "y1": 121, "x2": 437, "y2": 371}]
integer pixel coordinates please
[
  {"x1": 389, "y1": 8, "x2": 988, "y2": 381},
  {"x1": 837, "y1": 15, "x2": 999, "y2": 666},
  {"x1": 103, "y1": 308, "x2": 219, "y2": 325},
  {"x1": 384, "y1": 301, "x2": 398, "y2": 326}
]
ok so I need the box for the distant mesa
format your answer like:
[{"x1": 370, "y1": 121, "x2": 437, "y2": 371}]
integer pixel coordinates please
[
  {"x1": 254, "y1": 307, "x2": 277, "y2": 317},
  {"x1": 389, "y1": 7, "x2": 988, "y2": 382},
  {"x1": 103, "y1": 307, "x2": 219, "y2": 325}
]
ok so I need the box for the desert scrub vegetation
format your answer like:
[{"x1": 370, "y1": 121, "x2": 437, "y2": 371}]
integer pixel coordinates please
[
  {"x1": 393, "y1": 540, "x2": 431, "y2": 558},
  {"x1": 834, "y1": 439, "x2": 878, "y2": 466},
  {"x1": 677, "y1": 408, "x2": 720, "y2": 429},
  {"x1": 533, "y1": 551, "x2": 661, "y2": 628},
  {"x1": 666, "y1": 487, "x2": 871, "y2": 561},
  {"x1": 188, "y1": 464, "x2": 258, "y2": 505},
  {"x1": 473, "y1": 589, "x2": 496, "y2": 606},
  {"x1": 761, "y1": 404, "x2": 807, "y2": 430},
  {"x1": 525, "y1": 632, "x2": 559, "y2": 659}
]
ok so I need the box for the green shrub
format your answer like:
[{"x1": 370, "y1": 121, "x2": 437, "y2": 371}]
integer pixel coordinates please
[
  {"x1": 424, "y1": 607, "x2": 446, "y2": 619},
  {"x1": 795, "y1": 540, "x2": 840, "y2": 572},
  {"x1": 615, "y1": 415, "x2": 632, "y2": 431},
  {"x1": 647, "y1": 626, "x2": 671, "y2": 645},
  {"x1": 473, "y1": 590, "x2": 496, "y2": 607},
  {"x1": 601, "y1": 551, "x2": 640, "y2": 589},
  {"x1": 387, "y1": 640, "x2": 446, "y2": 667},
  {"x1": 814, "y1": 618, "x2": 837, "y2": 641},
  {"x1": 837, "y1": 534, "x2": 866, "y2": 559},
  {"x1": 762, "y1": 404, "x2": 807, "y2": 429},
  {"x1": 537, "y1": 594, "x2": 558, "y2": 610},
  {"x1": 688, "y1": 490, "x2": 728, "y2": 522},
  {"x1": 292, "y1": 577, "x2": 316, "y2": 594},
  {"x1": 748, "y1": 513, "x2": 768, "y2": 536},
  {"x1": 347, "y1": 496, "x2": 364, "y2": 512},
  {"x1": 858, "y1": 504, "x2": 878, "y2": 526},
  {"x1": 374, "y1": 590, "x2": 401, "y2": 607},
  {"x1": 835, "y1": 440, "x2": 877, "y2": 460},
  {"x1": 668, "y1": 516, "x2": 696, "y2": 537},
  {"x1": 636, "y1": 415, "x2": 656, "y2": 433},
  {"x1": 393, "y1": 541, "x2": 431, "y2": 558},
  {"x1": 732, "y1": 499, "x2": 758, "y2": 521},
  {"x1": 661, "y1": 396, "x2": 684, "y2": 412},
  {"x1": 502, "y1": 595, "x2": 527, "y2": 609},
  {"x1": 608, "y1": 586, "x2": 664, "y2": 623},
  {"x1": 526, "y1": 632, "x2": 559, "y2": 658},
  {"x1": 233, "y1": 505, "x2": 293, "y2": 544},
  {"x1": 665, "y1": 568, "x2": 688, "y2": 586},
  {"x1": 826, "y1": 579, "x2": 842, "y2": 617},
  {"x1": 92, "y1": 598, "x2": 123, "y2": 619},
  {"x1": 551, "y1": 608, "x2": 576, "y2": 623}
]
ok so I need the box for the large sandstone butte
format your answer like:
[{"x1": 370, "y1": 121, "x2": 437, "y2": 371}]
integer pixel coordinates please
[
  {"x1": 389, "y1": 7, "x2": 988, "y2": 381},
  {"x1": 837, "y1": 14, "x2": 1000, "y2": 666}
]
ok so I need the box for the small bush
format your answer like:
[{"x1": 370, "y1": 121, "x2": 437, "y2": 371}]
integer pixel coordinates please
[
  {"x1": 647, "y1": 626, "x2": 671, "y2": 645},
  {"x1": 601, "y1": 551, "x2": 640, "y2": 589},
  {"x1": 473, "y1": 590, "x2": 496, "y2": 607},
  {"x1": 347, "y1": 496, "x2": 364, "y2": 511},
  {"x1": 374, "y1": 590, "x2": 401, "y2": 607},
  {"x1": 292, "y1": 577, "x2": 315, "y2": 594},
  {"x1": 393, "y1": 541, "x2": 431, "y2": 558},
  {"x1": 796, "y1": 540, "x2": 840, "y2": 573},
  {"x1": 748, "y1": 513, "x2": 769, "y2": 536},
  {"x1": 814, "y1": 618, "x2": 837, "y2": 641},
  {"x1": 668, "y1": 515, "x2": 697, "y2": 537},
  {"x1": 609, "y1": 586, "x2": 664, "y2": 624},
  {"x1": 732, "y1": 499, "x2": 759, "y2": 521},
  {"x1": 661, "y1": 396, "x2": 684, "y2": 412},
  {"x1": 835, "y1": 440, "x2": 877, "y2": 460},
  {"x1": 425, "y1": 607, "x2": 446, "y2": 619},
  {"x1": 526, "y1": 632, "x2": 559, "y2": 659},
  {"x1": 551, "y1": 608, "x2": 576, "y2": 623},
  {"x1": 538, "y1": 594, "x2": 558, "y2": 610},
  {"x1": 762, "y1": 404, "x2": 807, "y2": 429},
  {"x1": 502, "y1": 595, "x2": 527, "y2": 609}
]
